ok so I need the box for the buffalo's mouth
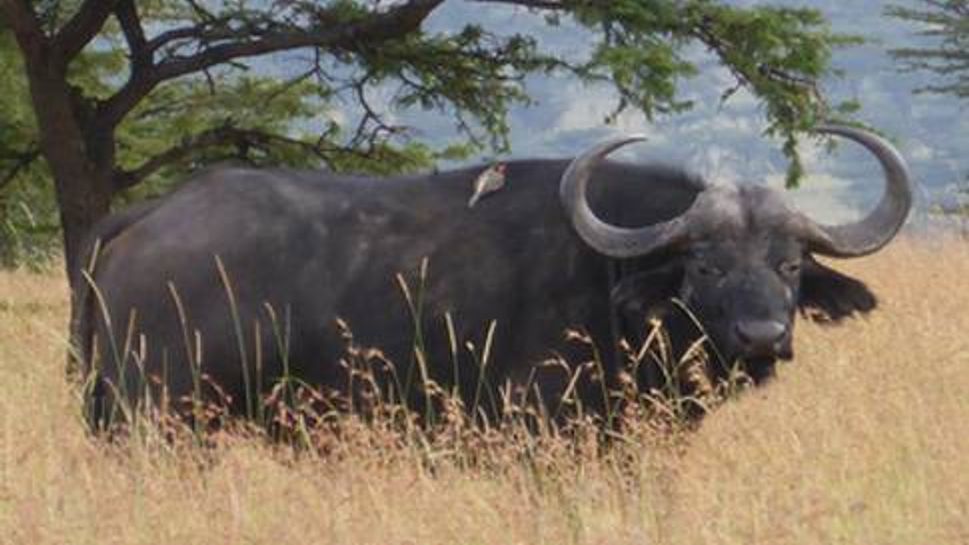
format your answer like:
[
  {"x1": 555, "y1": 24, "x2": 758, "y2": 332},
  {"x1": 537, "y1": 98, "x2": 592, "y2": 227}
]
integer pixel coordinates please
[
  {"x1": 739, "y1": 340, "x2": 793, "y2": 363},
  {"x1": 715, "y1": 343, "x2": 792, "y2": 385},
  {"x1": 741, "y1": 357, "x2": 779, "y2": 385}
]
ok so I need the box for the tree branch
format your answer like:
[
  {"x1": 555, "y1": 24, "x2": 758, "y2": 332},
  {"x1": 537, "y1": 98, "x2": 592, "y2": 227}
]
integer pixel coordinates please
[
  {"x1": 691, "y1": 15, "x2": 826, "y2": 112},
  {"x1": 113, "y1": 0, "x2": 150, "y2": 71},
  {"x1": 0, "y1": 146, "x2": 40, "y2": 191},
  {"x1": 144, "y1": 23, "x2": 237, "y2": 55},
  {"x1": 52, "y1": 0, "x2": 118, "y2": 63},
  {"x1": 471, "y1": 0, "x2": 567, "y2": 8},
  {"x1": 347, "y1": 73, "x2": 408, "y2": 150},
  {"x1": 112, "y1": 125, "x2": 342, "y2": 191},
  {"x1": 888, "y1": 2, "x2": 969, "y2": 98},
  {"x1": 113, "y1": 127, "x2": 234, "y2": 190},
  {"x1": 97, "y1": 0, "x2": 445, "y2": 129}
]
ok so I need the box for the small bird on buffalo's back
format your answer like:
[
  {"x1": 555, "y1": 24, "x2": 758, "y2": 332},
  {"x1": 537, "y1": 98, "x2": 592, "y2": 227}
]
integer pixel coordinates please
[{"x1": 468, "y1": 162, "x2": 507, "y2": 208}]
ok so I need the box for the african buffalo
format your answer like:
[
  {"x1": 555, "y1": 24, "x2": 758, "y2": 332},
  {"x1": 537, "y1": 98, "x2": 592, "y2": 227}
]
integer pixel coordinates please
[{"x1": 75, "y1": 124, "x2": 912, "y2": 428}]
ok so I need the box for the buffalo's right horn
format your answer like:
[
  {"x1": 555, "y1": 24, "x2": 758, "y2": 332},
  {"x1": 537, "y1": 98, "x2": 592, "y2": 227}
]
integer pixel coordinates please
[
  {"x1": 559, "y1": 135, "x2": 692, "y2": 258},
  {"x1": 796, "y1": 124, "x2": 914, "y2": 257}
]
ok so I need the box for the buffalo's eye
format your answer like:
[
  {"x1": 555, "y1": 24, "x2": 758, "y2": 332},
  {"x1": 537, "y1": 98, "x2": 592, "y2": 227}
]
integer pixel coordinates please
[{"x1": 777, "y1": 260, "x2": 801, "y2": 277}]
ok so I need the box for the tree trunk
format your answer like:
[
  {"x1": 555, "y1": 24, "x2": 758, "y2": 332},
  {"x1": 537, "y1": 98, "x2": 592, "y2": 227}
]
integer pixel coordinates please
[
  {"x1": 19, "y1": 53, "x2": 115, "y2": 289},
  {"x1": 23, "y1": 59, "x2": 117, "y2": 379},
  {"x1": 52, "y1": 160, "x2": 114, "y2": 286},
  {"x1": 5, "y1": 7, "x2": 119, "y2": 379}
]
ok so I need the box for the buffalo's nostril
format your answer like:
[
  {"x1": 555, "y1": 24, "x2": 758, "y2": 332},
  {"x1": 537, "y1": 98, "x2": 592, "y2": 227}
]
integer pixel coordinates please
[{"x1": 735, "y1": 320, "x2": 788, "y2": 353}]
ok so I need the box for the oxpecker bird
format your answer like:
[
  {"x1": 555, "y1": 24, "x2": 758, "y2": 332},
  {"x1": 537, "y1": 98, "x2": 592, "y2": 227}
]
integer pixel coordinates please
[{"x1": 468, "y1": 162, "x2": 507, "y2": 208}]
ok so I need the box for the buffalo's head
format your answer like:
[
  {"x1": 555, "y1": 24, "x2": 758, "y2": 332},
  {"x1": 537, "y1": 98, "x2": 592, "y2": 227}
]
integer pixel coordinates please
[{"x1": 561, "y1": 125, "x2": 913, "y2": 382}]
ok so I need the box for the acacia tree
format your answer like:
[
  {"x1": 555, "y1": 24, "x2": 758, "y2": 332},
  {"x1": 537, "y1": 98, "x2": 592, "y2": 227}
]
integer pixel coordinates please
[
  {"x1": 888, "y1": 0, "x2": 969, "y2": 98},
  {"x1": 0, "y1": 8, "x2": 452, "y2": 265},
  {"x1": 0, "y1": 0, "x2": 852, "y2": 287}
]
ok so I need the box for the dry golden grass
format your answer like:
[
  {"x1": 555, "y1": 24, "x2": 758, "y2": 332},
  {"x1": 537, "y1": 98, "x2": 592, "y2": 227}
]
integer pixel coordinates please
[{"x1": 1, "y1": 238, "x2": 967, "y2": 545}]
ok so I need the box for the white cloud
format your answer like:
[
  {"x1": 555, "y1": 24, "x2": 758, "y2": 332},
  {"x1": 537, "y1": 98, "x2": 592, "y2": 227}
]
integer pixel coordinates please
[
  {"x1": 906, "y1": 138, "x2": 936, "y2": 162},
  {"x1": 767, "y1": 173, "x2": 862, "y2": 224}
]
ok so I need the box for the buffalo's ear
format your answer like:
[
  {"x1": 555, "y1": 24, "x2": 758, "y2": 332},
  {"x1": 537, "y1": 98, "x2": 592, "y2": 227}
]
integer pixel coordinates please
[
  {"x1": 610, "y1": 263, "x2": 683, "y2": 316},
  {"x1": 798, "y1": 256, "x2": 877, "y2": 322}
]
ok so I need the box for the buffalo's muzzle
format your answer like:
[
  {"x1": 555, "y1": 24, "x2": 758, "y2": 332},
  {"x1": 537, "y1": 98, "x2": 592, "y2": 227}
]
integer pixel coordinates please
[{"x1": 733, "y1": 320, "x2": 790, "y2": 358}]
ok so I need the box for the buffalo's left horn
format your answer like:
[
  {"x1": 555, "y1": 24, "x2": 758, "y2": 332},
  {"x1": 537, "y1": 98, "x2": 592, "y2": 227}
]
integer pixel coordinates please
[
  {"x1": 559, "y1": 135, "x2": 691, "y2": 258},
  {"x1": 798, "y1": 124, "x2": 914, "y2": 257}
]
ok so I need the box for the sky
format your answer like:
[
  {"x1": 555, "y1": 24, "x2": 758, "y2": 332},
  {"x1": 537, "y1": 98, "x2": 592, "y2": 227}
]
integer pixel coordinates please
[{"x1": 388, "y1": 0, "x2": 968, "y2": 224}]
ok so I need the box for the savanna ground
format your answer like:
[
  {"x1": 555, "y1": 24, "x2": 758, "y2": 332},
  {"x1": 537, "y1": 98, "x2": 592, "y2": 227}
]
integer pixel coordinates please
[{"x1": 0, "y1": 237, "x2": 966, "y2": 545}]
